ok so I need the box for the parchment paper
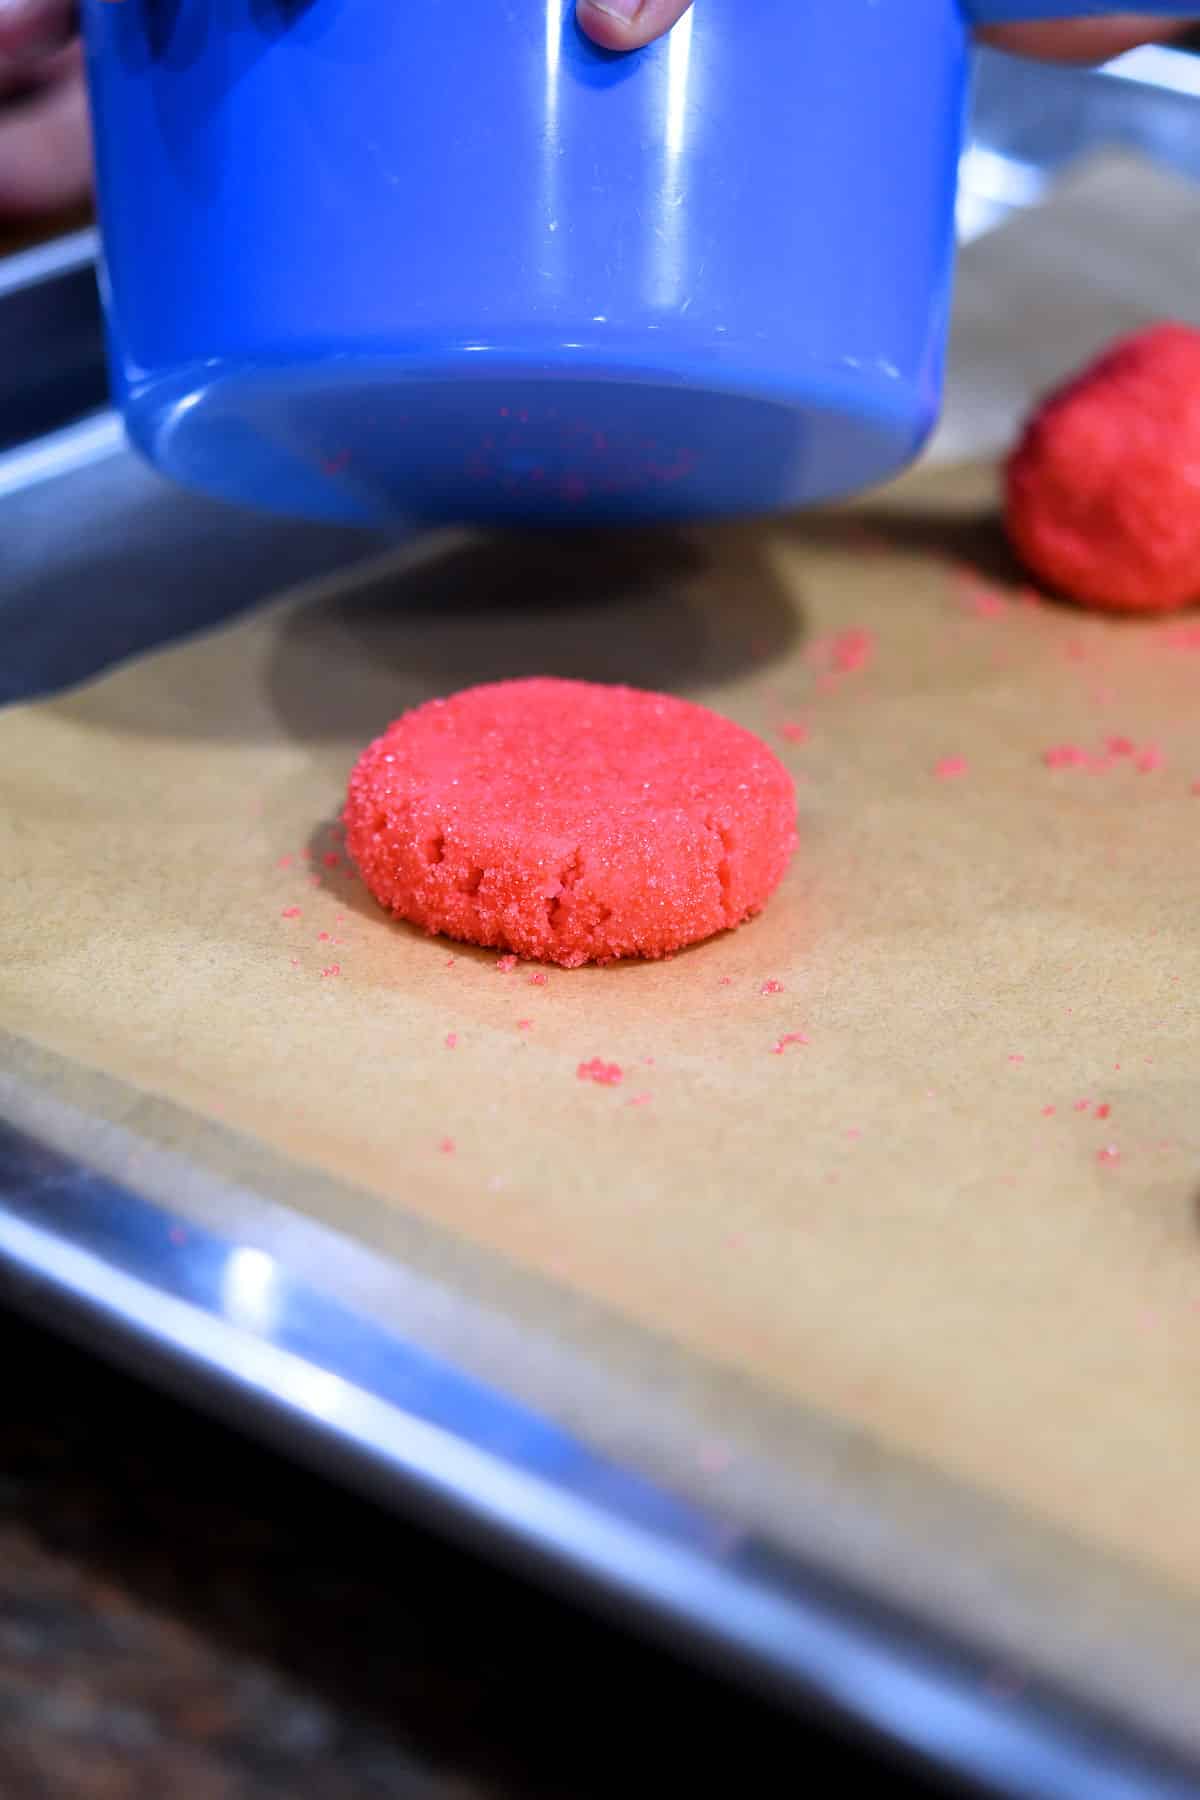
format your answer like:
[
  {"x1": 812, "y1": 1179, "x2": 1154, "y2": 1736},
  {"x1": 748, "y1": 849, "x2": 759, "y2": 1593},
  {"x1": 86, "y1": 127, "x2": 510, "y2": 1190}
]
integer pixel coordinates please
[{"x1": 3, "y1": 155, "x2": 1200, "y2": 1751}]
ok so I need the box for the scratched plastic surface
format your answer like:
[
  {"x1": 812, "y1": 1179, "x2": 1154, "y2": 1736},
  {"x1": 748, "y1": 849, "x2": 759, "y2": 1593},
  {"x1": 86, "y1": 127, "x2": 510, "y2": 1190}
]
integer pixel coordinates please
[{"x1": 81, "y1": 0, "x2": 967, "y2": 526}]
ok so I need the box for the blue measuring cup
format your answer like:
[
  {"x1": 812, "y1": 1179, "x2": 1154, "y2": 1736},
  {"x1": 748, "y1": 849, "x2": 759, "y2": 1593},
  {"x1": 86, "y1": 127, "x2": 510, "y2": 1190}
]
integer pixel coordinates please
[{"x1": 81, "y1": 1, "x2": 1195, "y2": 527}]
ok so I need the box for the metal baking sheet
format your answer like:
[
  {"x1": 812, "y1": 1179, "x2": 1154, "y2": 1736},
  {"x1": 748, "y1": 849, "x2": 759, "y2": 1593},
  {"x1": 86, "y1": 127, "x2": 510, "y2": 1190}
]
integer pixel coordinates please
[{"x1": 3, "y1": 46, "x2": 1200, "y2": 1800}]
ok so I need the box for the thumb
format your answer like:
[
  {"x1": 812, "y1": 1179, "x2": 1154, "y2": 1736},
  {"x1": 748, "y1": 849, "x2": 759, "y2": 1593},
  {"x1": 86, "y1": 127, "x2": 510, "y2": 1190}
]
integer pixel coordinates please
[{"x1": 576, "y1": 0, "x2": 693, "y2": 52}]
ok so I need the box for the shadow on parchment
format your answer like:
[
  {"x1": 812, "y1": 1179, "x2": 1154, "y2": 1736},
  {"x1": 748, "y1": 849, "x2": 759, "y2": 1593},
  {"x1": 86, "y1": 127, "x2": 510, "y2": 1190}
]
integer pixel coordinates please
[
  {"x1": 263, "y1": 522, "x2": 804, "y2": 748},
  {"x1": 47, "y1": 522, "x2": 803, "y2": 745},
  {"x1": 782, "y1": 503, "x2": 1027, "y2": 591}
]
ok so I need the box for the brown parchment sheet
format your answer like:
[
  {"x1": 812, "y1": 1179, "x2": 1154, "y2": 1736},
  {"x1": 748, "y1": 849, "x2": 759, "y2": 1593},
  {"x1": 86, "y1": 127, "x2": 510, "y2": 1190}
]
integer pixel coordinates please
[{"x1": 4, "y1": 154, "x2": 1200, "y2": 1746}]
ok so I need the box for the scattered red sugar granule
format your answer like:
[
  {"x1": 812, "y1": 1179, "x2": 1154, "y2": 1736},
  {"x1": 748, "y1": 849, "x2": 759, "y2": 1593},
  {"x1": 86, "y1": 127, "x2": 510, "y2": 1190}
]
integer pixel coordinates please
[
  {"x1": 444, "y1": 1032, "x2": 458, "y2": 1049},
  {"x1": 277, "y1": 855, "x2": 294, "y2": 870},
  {"x1": 1192, "y1": 780, "x2": 1200, "y2": 796},
  {"x1": 1074, "y1": 1099, "x2": 1092, "y2": 1112},
  {"x1": 320, "y1": 964, "x2": 341, "y2": 979},
  {"x1": 317, "y1": 931, "x2": 331, "y2": 942},
  {"x1": 760, "y1": 979, "x2": 784, "y2": 996},
  {"x1": 322, "y1": 851, "x2": 340, "y2": 868},
  {"x1": 529, "y1": 971, "x2": 548, "y2": 986},
  {"x1": 628, "y1": 1093, "x2": 652, "y2": 1107},
  {"x1": 438, "y1": 1136, "x2": 456, "y2": 1155},
  {"x1": 770, "y1": 1032, "x2": 809, "y2": 1055},
  {"x1": 1042, "y1": 1105, "x2": 1057, "y2": 1117},
  {"x1": 577, "y1": 1058, "x2": 623, "y2": 1087},
  {"x1": 718, "y1": 976, "x2": 732, "y2": 987},
  {"x1": 778, "y1": 721, "x2": 809, "y2": 745},
  {"x1": 934, "y1": 756, "x2": 969, "y2": 780},
  {"x1": 1043, "y1": 737, "x2": 1164, "y2": 774},
  {"x1": 1164, "y1": 621, "x2": 1200, "y2": 649},
  {"x1": 1095, "y1": 1103, "x2": 1112, "y2": 1120},
  {"x1": 1043, "y1": 744, "x2": 1090, "y2": 770},
  {"x1": 1097, "y1": 1145, "x2": 1121, "y2": 1166},
  {"x1": 496, "y1": 954, "x2": 518, "y2": 973},
  {"x1": 830, "y1": 627, "x2": 874, "y2": 674},
  {"x1": 1006, "y1": 323, "x2": 1200, "y2": 613},
  {"x1": 343, "y1": 678, "x2": 797, "y2": 968},
  {"x1": 281, "y1": 906, "x2": 301, "y2": 919},
  {"x1": 289, "y1": 957, "x2": 300, "y2": 967},
  {"x1": 516, "y1": 1019, "x2": 533, "y2": 1032},
  {"x1": 955, "y1": 569, "x2": 1009, "y2": 620},
  {"x1": 1008, "y1": 1054, "x2": 1025, "y2": 1065}
]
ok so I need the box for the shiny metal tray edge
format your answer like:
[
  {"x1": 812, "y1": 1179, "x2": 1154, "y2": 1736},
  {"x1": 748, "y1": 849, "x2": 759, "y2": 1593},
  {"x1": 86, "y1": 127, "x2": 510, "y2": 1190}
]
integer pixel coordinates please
[{"x1": 2, "y1": 1115, "x2": 1197, "y2": 1800}]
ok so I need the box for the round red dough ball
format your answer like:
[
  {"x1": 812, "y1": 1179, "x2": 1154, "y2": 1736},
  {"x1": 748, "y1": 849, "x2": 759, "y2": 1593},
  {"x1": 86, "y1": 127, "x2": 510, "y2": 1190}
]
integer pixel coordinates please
[
  {"x1": 1005, "y1": 323, "x2": 1200, "y2": 614},
  {"x1": 344, "y1": 678, "x2": 797, "y2": 968}
]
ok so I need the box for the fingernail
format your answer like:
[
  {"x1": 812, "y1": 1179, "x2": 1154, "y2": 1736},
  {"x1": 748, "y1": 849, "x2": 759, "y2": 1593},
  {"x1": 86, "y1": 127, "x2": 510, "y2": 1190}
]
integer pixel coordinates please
[{"x1": 586, "y1": 1, "x2": 643, "y2": 22}]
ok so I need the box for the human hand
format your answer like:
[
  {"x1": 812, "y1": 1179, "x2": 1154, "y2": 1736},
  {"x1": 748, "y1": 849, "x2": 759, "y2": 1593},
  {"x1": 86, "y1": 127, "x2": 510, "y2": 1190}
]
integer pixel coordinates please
[
  {"x1": 0, "y1": 3, "x2": 1192, "y2": 222},
  {"x1": 576, "y1": 3, "x2": 1193, "y2": 63},
  {"x1": 0, "y1": 0, "x2": 89, "y2": 218}
]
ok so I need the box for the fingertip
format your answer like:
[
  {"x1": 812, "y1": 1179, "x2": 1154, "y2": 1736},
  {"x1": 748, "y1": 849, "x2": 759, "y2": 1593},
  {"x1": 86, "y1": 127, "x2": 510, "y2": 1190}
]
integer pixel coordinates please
[
  {"x1": 576, "y1": 1, "x2": 693, "y2": 53},
  {"x1": 575, "y1": 2, "x2": 644, "y2": 52}
]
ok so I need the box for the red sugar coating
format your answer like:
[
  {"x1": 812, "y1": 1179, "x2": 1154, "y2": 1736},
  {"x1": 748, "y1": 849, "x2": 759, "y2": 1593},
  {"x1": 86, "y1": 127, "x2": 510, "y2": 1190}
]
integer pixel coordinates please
[
  {"x1": 344, "y1": 678, "x2": 797, "y2": 968},
  {"x1": 934, "y1": 756, "x2": 969, "y2": 781},
  {"x1": 1006, "y1": 324, "x2": 1200, "y2": 614}
]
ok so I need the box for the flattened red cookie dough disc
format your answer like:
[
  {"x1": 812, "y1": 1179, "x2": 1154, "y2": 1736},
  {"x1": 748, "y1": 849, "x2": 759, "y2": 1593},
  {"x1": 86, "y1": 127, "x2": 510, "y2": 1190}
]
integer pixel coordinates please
[
  {"x1": 1006, "y1": 323, "x2": 1200, "y2": 615},
  {"x1": 344, "y1": 677, "x2": 797, "y2": 968}
]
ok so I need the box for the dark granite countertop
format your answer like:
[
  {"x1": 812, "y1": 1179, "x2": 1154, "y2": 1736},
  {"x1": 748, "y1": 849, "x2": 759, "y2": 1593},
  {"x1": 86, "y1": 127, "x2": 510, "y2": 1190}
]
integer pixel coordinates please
[{"x1": 0, "y1": 1304, "x2": 949, "y2": 1799}]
